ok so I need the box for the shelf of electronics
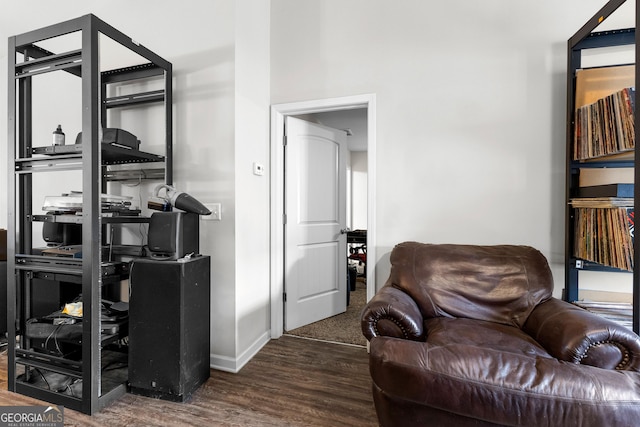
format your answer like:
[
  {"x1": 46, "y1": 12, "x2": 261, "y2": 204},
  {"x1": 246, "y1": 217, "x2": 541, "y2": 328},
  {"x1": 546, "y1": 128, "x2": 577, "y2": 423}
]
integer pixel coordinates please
[
  {"x1": 32, "y1": 213, "x2": 150, "y2": 224},
  {"x1": 14, "y1": 254, "x2": 129, "y2": 281},
  {"x1": 14, "y1": 142, "x2": 164, "y2": 175},
  {"x1": 39, "y1": 191, "x2": 145, "y2": 220}
]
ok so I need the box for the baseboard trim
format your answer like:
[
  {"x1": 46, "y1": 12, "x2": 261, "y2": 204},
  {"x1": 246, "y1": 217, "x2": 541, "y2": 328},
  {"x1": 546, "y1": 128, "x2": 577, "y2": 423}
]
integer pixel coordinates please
[{"x1": 209, "y1": 331, "x2": 271, "y2": 373}]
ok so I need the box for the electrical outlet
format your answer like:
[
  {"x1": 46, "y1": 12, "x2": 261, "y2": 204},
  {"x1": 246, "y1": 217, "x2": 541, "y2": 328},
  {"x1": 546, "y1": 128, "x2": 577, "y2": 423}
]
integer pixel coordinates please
[{"x1": 202, "y1": 203, "x2": 221, "y2": 221}]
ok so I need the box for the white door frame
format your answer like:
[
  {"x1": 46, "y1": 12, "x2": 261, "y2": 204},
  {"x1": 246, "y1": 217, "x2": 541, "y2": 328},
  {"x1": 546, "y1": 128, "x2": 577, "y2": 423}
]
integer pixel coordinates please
[{"x1": 270, "y1": 94, "x2": 377, "y2": 338}]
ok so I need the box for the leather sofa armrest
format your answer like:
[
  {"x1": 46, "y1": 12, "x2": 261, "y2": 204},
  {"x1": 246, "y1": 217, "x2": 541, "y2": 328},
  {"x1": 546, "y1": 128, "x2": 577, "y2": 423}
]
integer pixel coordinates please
[
  {"x1": 361, "y1": 285, "x2": 425, "y2": 341},
  {"x1": 523, "y1": 298, "x2": 640, "y2": 371}
]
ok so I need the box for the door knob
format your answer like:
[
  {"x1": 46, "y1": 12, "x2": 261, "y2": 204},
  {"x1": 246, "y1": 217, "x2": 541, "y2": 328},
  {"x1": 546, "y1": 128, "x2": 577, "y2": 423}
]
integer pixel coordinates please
[{"x1": 340, "y1": 228, "x2": 351, "y2": 234}]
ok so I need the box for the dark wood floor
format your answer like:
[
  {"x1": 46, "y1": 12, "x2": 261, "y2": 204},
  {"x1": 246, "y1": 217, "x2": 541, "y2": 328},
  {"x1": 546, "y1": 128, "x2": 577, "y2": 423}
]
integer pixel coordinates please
[{"x1": 0, "y1": 336, "x2": 378, "y2": 426}]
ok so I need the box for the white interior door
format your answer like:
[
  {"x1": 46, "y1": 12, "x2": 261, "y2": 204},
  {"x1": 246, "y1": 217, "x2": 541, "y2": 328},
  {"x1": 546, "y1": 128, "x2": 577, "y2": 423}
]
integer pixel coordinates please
[{"x1": 284, "y1": 116, "x2": 347, "y2": 331}]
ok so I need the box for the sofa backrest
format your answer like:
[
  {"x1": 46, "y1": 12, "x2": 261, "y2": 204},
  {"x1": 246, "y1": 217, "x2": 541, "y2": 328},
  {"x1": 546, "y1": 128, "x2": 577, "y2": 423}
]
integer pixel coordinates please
[{"x1": 387, "y1": 242, "x2": 554, "y2": 328}]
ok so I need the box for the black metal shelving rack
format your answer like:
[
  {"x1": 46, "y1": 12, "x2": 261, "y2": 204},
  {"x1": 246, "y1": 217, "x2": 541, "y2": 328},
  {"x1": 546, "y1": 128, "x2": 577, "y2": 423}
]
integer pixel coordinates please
[
  {"x1": 7, "y1": 14, "x2": 172, "y2": 414},
  {"x1": 564, "y1": 0, "x2": 639, "y2": 334}
]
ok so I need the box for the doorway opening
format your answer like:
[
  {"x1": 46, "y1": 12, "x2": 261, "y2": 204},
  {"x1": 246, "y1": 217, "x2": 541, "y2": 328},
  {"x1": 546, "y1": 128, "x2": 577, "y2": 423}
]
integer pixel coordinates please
[{"x1": 270, "y1": 94, "x2": 377, "y2": 340}]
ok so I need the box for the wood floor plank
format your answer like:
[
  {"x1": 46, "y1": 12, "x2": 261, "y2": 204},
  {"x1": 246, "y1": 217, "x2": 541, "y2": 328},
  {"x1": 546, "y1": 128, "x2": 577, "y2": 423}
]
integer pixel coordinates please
[{"x1": 0, "y1": 336, "x2": 378, "y2": 426}]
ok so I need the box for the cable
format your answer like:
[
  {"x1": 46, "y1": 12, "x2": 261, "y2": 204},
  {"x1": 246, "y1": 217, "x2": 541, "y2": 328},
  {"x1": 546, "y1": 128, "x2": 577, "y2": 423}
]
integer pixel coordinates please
[
  {"x1": 33, "y1": 368, "x2": 51, "y2": 390},
  {"x1": 44, "y1": 324, "x2": 65, "y2": 356},
  {"x1": 139, "y1": 222, "x2": 148, "y2": 245},
  {"x1": 64, "y1": 379, "x2": 81, "y2": 398},
  {"x1": 128, "y1": 262, "x2": 134, "y2": 299},
  {"x1": 109, "y1": 226, "x2": 114, "y2": 262}
]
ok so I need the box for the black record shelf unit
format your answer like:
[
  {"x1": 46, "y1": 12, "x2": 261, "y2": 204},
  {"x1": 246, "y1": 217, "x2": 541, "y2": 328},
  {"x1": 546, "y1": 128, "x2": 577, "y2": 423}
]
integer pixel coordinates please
[
  {"x1": 564, "y1": 0, "x2": 639, "y2": 334},
  {"x1": 6, "y1": 15, "x2": 172, "y2": 414}
]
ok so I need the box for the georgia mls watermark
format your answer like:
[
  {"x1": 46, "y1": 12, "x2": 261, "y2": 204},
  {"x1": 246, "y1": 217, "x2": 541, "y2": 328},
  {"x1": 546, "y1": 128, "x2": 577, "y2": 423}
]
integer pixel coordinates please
[{"x1": 0, "y1": 406, "x2": 64, "y2": 427}]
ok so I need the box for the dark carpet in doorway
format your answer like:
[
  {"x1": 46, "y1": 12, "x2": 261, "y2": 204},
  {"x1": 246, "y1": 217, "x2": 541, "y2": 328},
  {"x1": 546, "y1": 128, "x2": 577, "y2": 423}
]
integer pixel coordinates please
[{"x1": 286, "y1": 279, "x2": 368, "y2": 347}]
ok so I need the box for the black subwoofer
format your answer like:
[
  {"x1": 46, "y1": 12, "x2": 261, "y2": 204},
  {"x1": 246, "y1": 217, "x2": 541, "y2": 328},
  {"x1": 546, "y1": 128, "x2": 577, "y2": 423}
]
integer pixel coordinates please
[
  {"x1": 1, "y1": 262, "x2": 6, "y2": 335},
  {"x1": 128, "y1": 256, "x2": 211, "y2": 401}
]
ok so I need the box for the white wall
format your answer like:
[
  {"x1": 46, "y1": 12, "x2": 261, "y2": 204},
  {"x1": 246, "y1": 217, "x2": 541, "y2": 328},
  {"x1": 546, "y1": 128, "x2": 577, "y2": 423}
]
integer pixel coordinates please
[
  {"x1": 271, "y1": 0, "x2": 613, "y2": 295},
  {"x1": 233, "y1": 0, "x2": 272, "y2": 368},
  {"x1": 350, "y1": 151, "x2": 368, "y2": 230},
  {"x1": 0, "y1": 0, "x2": 271, "y2": 371}
]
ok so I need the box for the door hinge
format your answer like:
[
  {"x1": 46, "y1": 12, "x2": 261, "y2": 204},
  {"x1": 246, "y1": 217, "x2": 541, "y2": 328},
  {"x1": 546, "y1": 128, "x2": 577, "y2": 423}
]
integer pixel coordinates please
[
  {"x1": 283, "y1": 292, "x2": 287, "y2": 302},
  {"x1": 283, "y1": 135, "x2": 287, "y2": 146},
  {"x1": 283, "y1": 213, "x2": 287, "y2": 225}
]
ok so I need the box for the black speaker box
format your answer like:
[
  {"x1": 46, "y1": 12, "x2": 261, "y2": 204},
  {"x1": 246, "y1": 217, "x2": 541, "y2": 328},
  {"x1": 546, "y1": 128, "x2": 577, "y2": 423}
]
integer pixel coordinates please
[
  {"x1": 128, "y1": 256, "x2": 210, "y2": 401},
  {"x1": 42, "y1": 220, "x2": 82, "y2": 246},
  {"x1": 1, "y1": 262, "x2": 6, "y2": 335},
  {"x1": 147, "y1": 212, "x2": 199, "y2": 260}
]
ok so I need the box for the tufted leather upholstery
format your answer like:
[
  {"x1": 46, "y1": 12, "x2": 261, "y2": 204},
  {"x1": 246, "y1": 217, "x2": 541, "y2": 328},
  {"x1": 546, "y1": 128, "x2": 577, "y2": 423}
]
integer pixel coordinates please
[{"x1": 361, "y1": 242, "x2": 640, "y2": 427}]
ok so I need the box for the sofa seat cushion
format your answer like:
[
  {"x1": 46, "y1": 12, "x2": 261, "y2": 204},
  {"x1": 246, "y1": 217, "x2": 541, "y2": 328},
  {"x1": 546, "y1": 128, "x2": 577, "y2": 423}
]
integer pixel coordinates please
[
  {"x1": 369, "y1": 332, "x2": 640, "y2": 426},
  {"x1": 425, "y1": 317, "x2": 551, "y2": 359}
]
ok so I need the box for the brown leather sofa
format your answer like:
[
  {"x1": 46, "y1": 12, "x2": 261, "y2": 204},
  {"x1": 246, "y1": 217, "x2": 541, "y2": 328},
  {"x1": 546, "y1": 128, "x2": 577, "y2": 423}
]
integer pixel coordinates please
[{"x1": 361, "y1": 242, "x2": 640, "y2": 427}]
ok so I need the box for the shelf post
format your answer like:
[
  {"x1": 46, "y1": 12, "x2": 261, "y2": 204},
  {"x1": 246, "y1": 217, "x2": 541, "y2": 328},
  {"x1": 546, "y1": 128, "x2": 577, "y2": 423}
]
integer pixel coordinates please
[
  {"x1": 633, "y1": 0, "x2": 640, "y2": 335},
  {"x1": 80, "y1": 15, "x2": 102, "y2": 414},
  {"x1": 6, "y1": 34, "x2": 17, "y2": 394}
]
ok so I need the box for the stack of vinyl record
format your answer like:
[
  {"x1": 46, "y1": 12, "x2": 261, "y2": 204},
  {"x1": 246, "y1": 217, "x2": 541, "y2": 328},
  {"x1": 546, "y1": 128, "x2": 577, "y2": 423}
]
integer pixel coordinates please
[
  {"x1": 572, "y1": 204, "x2": 634, "y2": 271},
  {"x1": 573, "y1": 87, "x2": 635, "y2": 160}
]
